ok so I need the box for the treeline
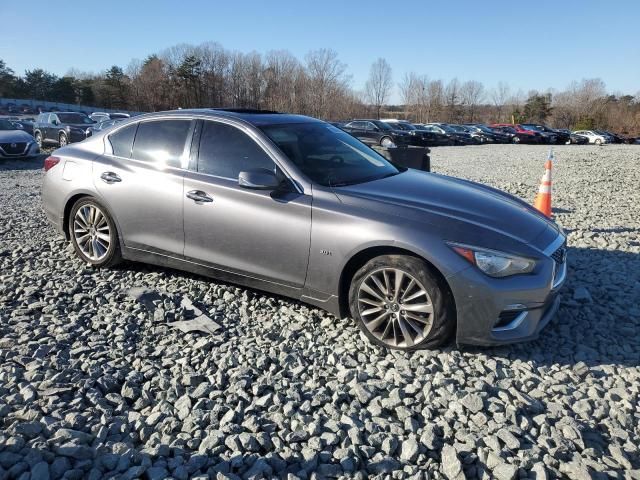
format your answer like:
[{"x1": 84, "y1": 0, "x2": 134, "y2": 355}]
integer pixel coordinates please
[{"x1": 1, "y1": 42, "x2": 638, "y2": 133}]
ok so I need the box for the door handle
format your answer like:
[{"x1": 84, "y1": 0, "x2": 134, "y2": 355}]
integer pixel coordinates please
[
  {"x1": 186, "y1": 190, "x2": 213, "y2": 203},
  {"x1": 100, "y1": 172, "x2": 122, "y2": 184}
]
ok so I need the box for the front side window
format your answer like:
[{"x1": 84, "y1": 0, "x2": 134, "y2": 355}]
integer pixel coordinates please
[
  {"x1": 131, "y1": 120, "x2": 191, "y2": 167},
  {"x1": 261, "y1": 122, "x2": 402, "y2": 187},
  {"x1": 197, "y1": 121, "x2": 275, "y2": 179},
  {"x1": 109, "y1": 123, "x2": 138, "y2": 158}
]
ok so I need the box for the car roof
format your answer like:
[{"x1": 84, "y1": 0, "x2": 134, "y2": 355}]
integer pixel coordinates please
[{"x1": 137, "y1": 108, "x2": 323, "y2": 126}]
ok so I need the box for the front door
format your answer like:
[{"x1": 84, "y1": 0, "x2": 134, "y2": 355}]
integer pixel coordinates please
[
  {"x1": 183, "y1": 119, "x2": 311, "y2": 288},
  {"x1": 93, "y1": 119, "x2": 193, "y2": 256}
]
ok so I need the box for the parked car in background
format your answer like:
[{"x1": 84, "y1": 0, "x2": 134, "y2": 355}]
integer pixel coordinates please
[
  {"x1": 33, "y1": 112, "x2": 95, "y2": 147},
  {"x1": 341, "y1": 119, "x2": 410, "y2": 147},
  {"x1": 520, "y1": 124, "x2": 568, "y2": 144},
  {"x1": 90, "y1": 112, "x2": 131, "y2": 123},
  {"x1": 411, "y1": 124, "x2": 452, "y2": 146},
  {"x1": 464, "y1": 124, "x2": 512, "y2": 144},
  {"x1": 491, "y1": 124, "x2": 542, "y2": 144},
  {"x1": 593, "y1": 130, "x2": 619, "y2": 143},
  {"x1": 419, "y1": 123, "x2": 475, "y2": 145},
  {"x1": 0, "y1": 119, "x2": 40, "y2": 159},
  {"x1": 41, "y1": 108, "x2": 567, "y2": 350},
  {"x1": 9, "y1": 119, "x2": 35, "y2": 136},
  {"x1": 381, "y1": 119, "x2": 449, "y2": 147},
  {"x1": 568, "y1": 132, "x2": 589, "y2": 144},
  {"x1": 449, "y1": 124, "x2": 490, "y2": 144},
  {"x1": 572, "y1": 130, "x2": 611, "y2": 145}
]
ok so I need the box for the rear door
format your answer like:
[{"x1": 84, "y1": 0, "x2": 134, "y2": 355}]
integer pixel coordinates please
[
  {"x1": 183, "y1": 119, "x2": 311, "y2": 287},
  {"x1": 93, "y1": 119, "x2": 193, "y2": 256}
]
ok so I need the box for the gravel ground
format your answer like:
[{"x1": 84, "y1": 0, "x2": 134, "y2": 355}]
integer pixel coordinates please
[{"x1": 1, "y1": 144, "x2": 639, "y2": 480}]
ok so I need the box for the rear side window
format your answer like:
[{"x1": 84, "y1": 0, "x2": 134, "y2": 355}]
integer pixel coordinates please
[
  {"x1": 131, "y1": 120, "x2": 192, "y2": 167},
  {"x1": 198, "y1": 121, "x2": 274, "y2": 179},
  {"x1": 109, "y1": 123, "x2": 138, "y2": 158}
]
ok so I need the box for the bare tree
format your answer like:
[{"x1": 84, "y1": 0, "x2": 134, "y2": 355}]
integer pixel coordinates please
[
  {"x1": 365, "y1": 58, "x2": 392, "y2": 119},
  {"x1": 305, "y1": 48, "x2": 349, "y2": 119},
  {"x1": 490, "y1": 81, "x2": 510, "y2": 122},
  {"x1": 444, "y1": 78, "x2": 460, "y2": 122},
  {"x1": 460, "y1": 80, "x2": 484, "y2": 122}
]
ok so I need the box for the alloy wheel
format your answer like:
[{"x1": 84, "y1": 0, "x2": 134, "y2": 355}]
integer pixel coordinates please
[
  {"x1": 380, "y1": 137, "x2": 394, "y2": 148},
  {"x1": 59, "y1": 134, "x2": 68, "y2": 147},
  {"x1": 357, "y1": 267, "x2": 434, "y2": 348},
  {"x1": 35, "y1": 132, "x2": 42, "y2": 147},
  {"x1": 73, "y1": 204, "x2": 111, "y2": 261}
]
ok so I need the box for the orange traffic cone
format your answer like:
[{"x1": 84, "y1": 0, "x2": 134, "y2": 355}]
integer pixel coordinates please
[{"x1": 533, "y1": 150, "x2": 553, "y2": 217}]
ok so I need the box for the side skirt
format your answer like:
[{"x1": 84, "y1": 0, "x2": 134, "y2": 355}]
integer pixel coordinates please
[{"x1": 121, "y1": 246, "x2": 342, "y2": 317}]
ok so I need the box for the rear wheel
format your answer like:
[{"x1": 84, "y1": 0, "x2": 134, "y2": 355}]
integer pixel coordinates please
[
  {"x1": 512, "y1": 136, "x2": 521, "y2": 144},
  {"x1": 59, "y1": 132, "x2": 68, "y2": 147},
  {"x1": 595, "y1": 138, "x2": 602, "y2": 145},
  {"x1": 69, "y1": 198, "x2": 121, "y2": 267},
  {"x1": 349, "y1": 255, "x2": 454, "y2": 350},
  {"x1": 34, "y1": 131, "x2": 43, "y2": 147}
]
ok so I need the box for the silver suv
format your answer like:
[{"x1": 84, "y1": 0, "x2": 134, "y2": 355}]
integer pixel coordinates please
[{"x1": 42, "y1": 109, "x2": 567, "y2": 350}]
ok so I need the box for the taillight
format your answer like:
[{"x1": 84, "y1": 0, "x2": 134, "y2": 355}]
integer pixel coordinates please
[{"x1": 44, "y1": 156, "x2": 61, "y2": 172}]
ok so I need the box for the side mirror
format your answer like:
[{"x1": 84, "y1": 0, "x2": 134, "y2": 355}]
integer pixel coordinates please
[
  {"x1": 52, "y1": 119, "x2": 59, "y2": 126},
  {"x1": 238, "y1": 169, "x2": 281, "y2": 190}
]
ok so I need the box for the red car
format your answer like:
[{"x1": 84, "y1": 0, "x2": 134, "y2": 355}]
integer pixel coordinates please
[{"x1": 490, "y1": 123, "x2": 543, "y2": 144}]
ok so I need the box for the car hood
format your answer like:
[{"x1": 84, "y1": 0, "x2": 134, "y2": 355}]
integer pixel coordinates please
[
  {"x1": 0, "y1": 130, "x2": 34, "y2": 142},
  {"x1": 334, "y1": 169, "x2": 558, "y2": 248}
]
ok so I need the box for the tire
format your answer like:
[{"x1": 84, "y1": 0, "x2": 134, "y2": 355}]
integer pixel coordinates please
[
  {"x1": 59, "y1": 132, "x2": 68, "y2": 147},
  {"x1": 512, "y1": 136, "x2": 521, "y2": 144},
  {"x1": 594, "y1": 138, "x2": 602, "y2": 145},
  {"x1": 380, "y1": 136, "x2": 394, "y2": 148},
  {"x1": 69, "y1": 197, "x2": 121, "y2": 268},
  {"x1": 348, "y1": 254, "x2": 455, "y2": 351},
  {"x1": 34, "y1": 131, "x2": 43, "y2": 148}
]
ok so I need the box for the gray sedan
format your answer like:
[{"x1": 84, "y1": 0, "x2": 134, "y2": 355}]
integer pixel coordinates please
[
  {"x1": 0, "y1": 119, "x2": 40, "y2": 159},
  {"x1": 41, "y1": 109, "x2": 567, "y2": 350}
]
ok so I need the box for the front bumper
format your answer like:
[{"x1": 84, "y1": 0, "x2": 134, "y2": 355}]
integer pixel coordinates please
[
  {"x1": 68, "y1": 129, "x2": 92, "y2": 143},
  {"x1": 449, "y1": 238, "x2": 567, "y2": 346}
]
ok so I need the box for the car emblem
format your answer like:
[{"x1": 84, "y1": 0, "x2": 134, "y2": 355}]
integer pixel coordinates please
[{"x1": 10, "y1": 143, "x2": 16, "y2": 148}]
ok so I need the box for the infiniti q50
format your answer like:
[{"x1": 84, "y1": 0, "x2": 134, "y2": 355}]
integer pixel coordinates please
[{"x1": 41, "y1": 109, "x2": 567, "y2": 350}]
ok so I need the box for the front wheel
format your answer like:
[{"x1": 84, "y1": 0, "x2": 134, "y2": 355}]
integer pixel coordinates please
[
  {"x1": 59, "y1": 132, "x2": 68, "y2": 147},
  {"x1": 349, "y1": 255, "x2": 455, "y2": 350},
  {"x1": 34, "y1": 131, "x2": 43, "y2": 147},
  {"x1": 69, "y1": 198, "x2": 121, "y2": 267},
  {"x1": 512, "y1": 136, "x2": 521, "y2": 144},
  {"x1": 380, "y1": 136, "x2": 394, "y2": 148},
  {"x1": 594, "y1": 138, "x2": 602, "y2": 145}
]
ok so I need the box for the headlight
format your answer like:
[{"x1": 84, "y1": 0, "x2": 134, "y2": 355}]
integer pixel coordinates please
[{"x1": 448, "y1": 243, "x2": 536, "y2": 277}]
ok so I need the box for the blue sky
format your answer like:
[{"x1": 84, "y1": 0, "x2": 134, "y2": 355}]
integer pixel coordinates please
[{"x1": 2, "y1": 0, "x2": 638, "y2": 101}]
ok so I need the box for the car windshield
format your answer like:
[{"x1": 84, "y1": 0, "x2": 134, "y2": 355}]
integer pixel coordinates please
[
  {"x1": 58, "y1": 113, "x2": 94, "y2": 124},
  {"x1": 373, "y1": 121, "x2": 393, "y2": 131},
  {"x1": 521, "y1": 124, "x2": 542, "y2": 132},
  {"x1": 449, "y1": 125, "x2": 466, "y2": 132},
  {"x1": 0, "y1": 119, "x2": 17, "y2": 130},
  {"x1": 261, "y1": 122, "x2": 402, "y2": 187},
  {"x1": 436, "y1": 124, "x2": 455, "y2": 133},
  {"x1": 499, "y1": 126, "x2": 517, "y2": 134},
  {"x1": 394, "y1": 123, "x2": 415, "y2": 131}
]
